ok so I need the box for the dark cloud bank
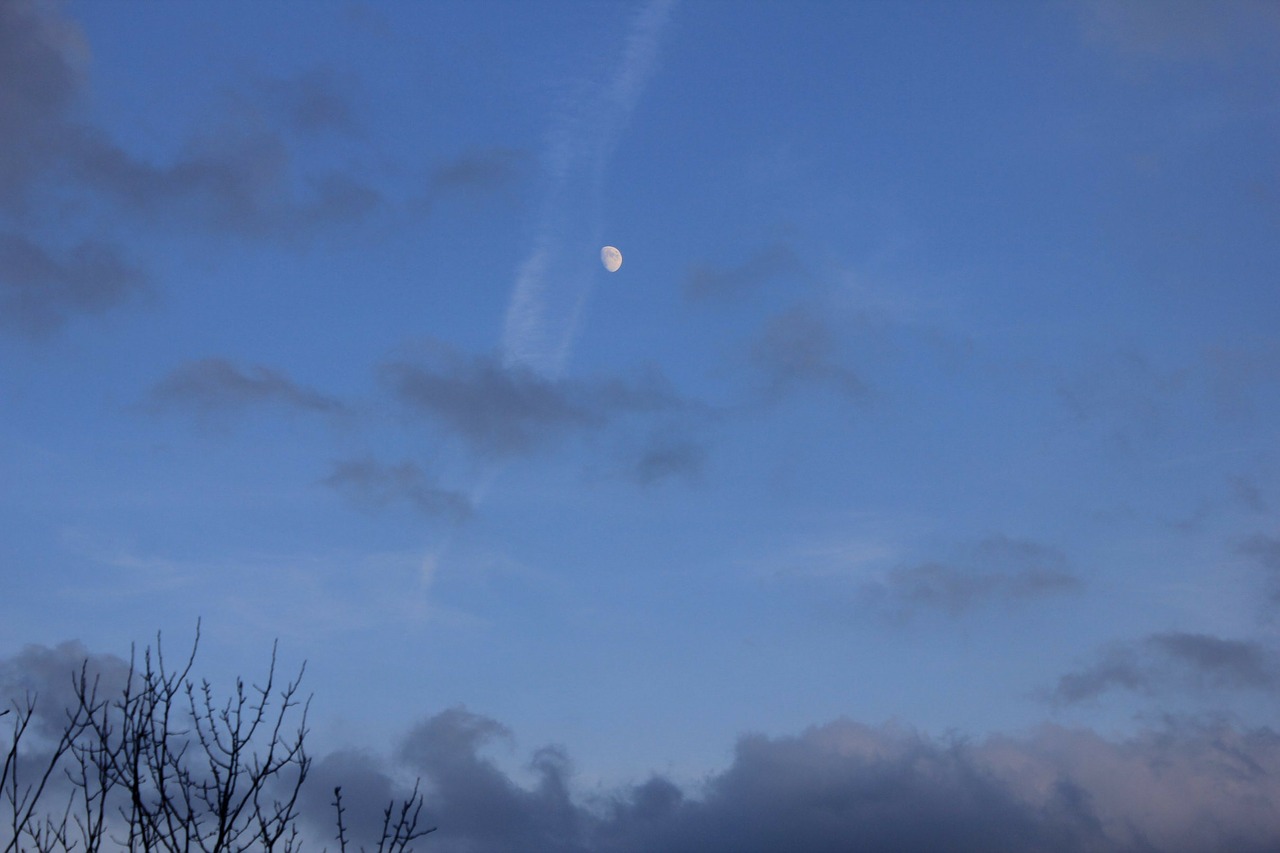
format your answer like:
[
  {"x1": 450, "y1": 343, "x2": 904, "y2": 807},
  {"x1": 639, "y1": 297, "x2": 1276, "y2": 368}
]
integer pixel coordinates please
[{"x1": 6, "y1": 642, "x2": 1280, "y2": 853}]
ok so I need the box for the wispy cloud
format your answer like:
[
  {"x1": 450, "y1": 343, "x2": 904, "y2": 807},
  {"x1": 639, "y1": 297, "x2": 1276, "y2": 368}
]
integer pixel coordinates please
[
  {"x1": 684, "y1": 243, "x2": 804, "y2": 303},
  {"x1": 1050, "y1": 631, "x2": 1280, "y2": 705},
  {"x1": 322, "y1": 458, "x2": 471, "y2": 521},
  {"x1": 1240, "y1": 533, "x2": 1280, "y2": 605},
  {"x1": 381, "y1": 347, "x2": 687, "y2": 459},
  {"x1": 0, "y1": 233, "x2": 147, "y2": 335},
  {"x1": 0, "y1": 0, "x2": 381, "y2": 239},
  {"x1": 749, "y1": 305, "x2": 870, "y2": 402},
  {"x1": 149, "y1": 358, "x2": 346, "y2": 415},
  {"x1": 430, "y1": 147, "x2": 529, "y2": 195},
  {"x1": 869, "y1": 536, "x2": 1080, "y2": 617}
]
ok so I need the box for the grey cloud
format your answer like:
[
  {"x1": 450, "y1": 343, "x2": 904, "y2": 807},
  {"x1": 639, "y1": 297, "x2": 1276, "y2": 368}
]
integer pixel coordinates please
[
  {"x1": 383, "y1": 709, "x2": 1280, "y2": 853},
  {"x1": 1240, "y1": 533, "x2": 1280, "y2": 604},
  {"x1": 1050, "y1": 631, "x2": 1280, "y2": 705},
  {"x1": 323, "y1": 458, "x2": 470, "y2": 520},
  {"x1": 1148, "y1": 632, "x2": 1277, "y2": 688},
  {"x1": 863, "y1": 562, "x2": 1081, "y2": 618},
  {"x1": 1080, "y1": 0, "x2": 1280, "y2": 63},
  {"x1": 750, "y1": 305, "x2": 868, "y2": 402},
  {"x1": 297, "y1": 749, "x2": 401, "y2": 848},
  {"x1": 1203, "y1": 345, "x2": 1280, "y2": 421},
  {"x1": 399, "y1": 707, "x2": 582, "y2": 851},
  {"x1": 0, "y1": 0, "x2": 85, "y2": 213},
  {"x1": 1, "y1": 1, "x2": 380, "y2": 239},
  {"x1": 1230, "y1": 475, "x2": 1268, "y2": 513},
  {"x1": 1049, "y1": 646, "x2": 1149, "y2": 705},
  {"x1": 630, "y1": 433, "x2": 707, "y2": 486},
  {"x1": 431, "y1": 147, "x2": 529, "y2": 195},
  {"x1": 258, "y1": 67, "x2": 357, "y2": 135},
  {"x1": 150, "y1": 358, "x2": 345, "y2": 415},
  {"x1": 72, "y1": 126, "x2": 381, "y2": 239},
  {"x1": 858, "y1": 536, "x2": 1081, "y2": 618},
  {"x1": 1055, "y1": 349, "x2": 1189, "y2": 450},
  {"x1": 9, "y1": 641, "x2": 1280, "y2": 853},
  {"x1": 684, "y1": 243, "x2": 802, "y2": 303},
  {"x1": 382, "y1": 349, "x2": 687, "y2": 458},
  {"x1": 0, "y1": 233, "x2": 147, "y2": 334},
  {"x1": 0, "y1": 641, "x2": 131, "y2": 741}
]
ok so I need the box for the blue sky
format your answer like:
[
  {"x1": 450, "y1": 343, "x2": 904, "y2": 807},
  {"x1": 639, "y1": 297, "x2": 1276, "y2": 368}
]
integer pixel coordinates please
[{"x1": 3, "y1": 1, "x2": 1279, "y2": 849}]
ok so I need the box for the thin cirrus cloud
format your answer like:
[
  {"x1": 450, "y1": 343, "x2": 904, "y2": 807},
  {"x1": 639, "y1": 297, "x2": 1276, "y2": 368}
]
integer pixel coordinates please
[
  {"x1": 149, "y1": 358, "x2": 346, "y2": 416},
  {"x1": 1049, "y1": 631, "x2": 1280, "y2": 706}
]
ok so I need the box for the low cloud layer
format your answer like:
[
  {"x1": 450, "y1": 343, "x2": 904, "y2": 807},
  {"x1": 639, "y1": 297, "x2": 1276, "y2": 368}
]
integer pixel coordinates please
[
  {"x1": 7, "y1": 643, "x2": 1280, "y2": 853},
  {"x1": 367, "y1": 708, "x2": 1280, "y2": 853}
]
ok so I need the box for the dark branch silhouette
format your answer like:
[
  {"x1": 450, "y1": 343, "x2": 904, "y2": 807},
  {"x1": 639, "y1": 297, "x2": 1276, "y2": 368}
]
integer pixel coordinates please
[{"x1": 1, "y1": 626, "x2": 433, "y2": 852}]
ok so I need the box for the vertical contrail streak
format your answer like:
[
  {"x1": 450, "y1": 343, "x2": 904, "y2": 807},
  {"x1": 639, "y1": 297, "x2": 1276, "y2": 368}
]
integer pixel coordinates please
[
  {"x1": 420, "y1": 1, "x2": 677, "y2": 584},
  {"x1": 500, "y1": 0, "x2": 677, "y2": 379}
]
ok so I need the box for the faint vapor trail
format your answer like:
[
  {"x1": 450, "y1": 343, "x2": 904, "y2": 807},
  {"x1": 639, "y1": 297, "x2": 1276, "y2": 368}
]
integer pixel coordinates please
[
  {"x1": 418, "y1": 1, "x2": 677, "y2": 585},
  {"x1": 501, "y1": 0, "x2": 677, "y2": 378}
]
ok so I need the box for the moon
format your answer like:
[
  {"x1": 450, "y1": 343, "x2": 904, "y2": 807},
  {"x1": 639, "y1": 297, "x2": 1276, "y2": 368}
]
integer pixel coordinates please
[{"x1": 601, "y1": 246, "x2": 622, "y2": 272}]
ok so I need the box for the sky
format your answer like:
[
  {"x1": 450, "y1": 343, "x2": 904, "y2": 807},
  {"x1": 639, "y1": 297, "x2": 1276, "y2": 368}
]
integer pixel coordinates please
[{"x1": 2, "y1": 0, "x2": 1279, "y2": 849}]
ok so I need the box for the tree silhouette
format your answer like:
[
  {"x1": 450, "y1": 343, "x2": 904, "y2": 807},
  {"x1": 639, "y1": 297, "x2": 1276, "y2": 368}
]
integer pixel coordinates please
[{"x1": 1, "y1": 627, "x2": 433, "y2": 852}]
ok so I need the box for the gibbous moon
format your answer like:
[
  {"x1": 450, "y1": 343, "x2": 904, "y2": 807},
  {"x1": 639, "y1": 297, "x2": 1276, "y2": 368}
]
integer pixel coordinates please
[{"x1": 601, "y1": 246, "x2": 622, "y2": 272}]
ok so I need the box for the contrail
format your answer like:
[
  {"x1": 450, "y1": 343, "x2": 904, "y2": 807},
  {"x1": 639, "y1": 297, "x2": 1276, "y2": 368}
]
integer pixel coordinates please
[
  {"x1": 420, "y1": 2, "x2": 677, "y2": 585},
  {"x1": 501, "y1": 0, "x2": 677, "y2": 378}
]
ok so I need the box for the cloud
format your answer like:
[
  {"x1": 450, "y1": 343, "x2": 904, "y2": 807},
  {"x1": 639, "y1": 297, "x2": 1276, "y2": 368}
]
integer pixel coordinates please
[
  {"x1": 0, "y1": 0, "x2": 87, "y2": 214},
  {"x1": 323, "y1": 458, "x2": 471, "y2": 520},
  {"x1": 0, "y1": 641, "x2": 131, "y2": 741},
  {"x1": 7, "y1": 641, "x2": 1280, "y2": 853},
  {"x1": 1230, "y1": 475, "x2": 1269, "y2": 513},
  {"x1": 683, "y1": 243, "x2": 803, "y2": 303},
  {"x1": 431, "y1": 147, "x2": 529, "y2": 195},
  {"x1": 257, "y1": 67, "x2": 357, "y2": 135},
  {"x1": 629, "y1": 432, "x2": 707, "y2": 485},
  {"x1": 1050, "y1": 631, "x2": 1280, "y2": 705},
  {"x1": 856, "y1": 536, "x2": 1081, "y2": 619},
  {"x1": 1, "y1": 0, "x2": 381, "y2": 240},
  {"x1": 71, "y1": 125, "x2": 382, "y2": 240},
  {"x1": 1240, "y1": 533, "x2": 1280, "y2": 605},
  {"x1": 388, "y1": 709, "x2": 1280, "y2": 853},
  {"x1": 0, "y1": 232, "x2": 147, "y2": 335},
  {"x1": 149, "y1": 358, "x2": 346, "y2": 415},
  {"x1": 1080, "y1": 0, "x2": 1280, "y2": 63},
  {"x1": 382, "y1": 348, "x2": 687, "y2": 459},
  {"x1": 749, "y1": 305, "x2": 869, "y2": 402},
  {"x1": 399, "y1": 708, "x2": 582, "y2": 851}
]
